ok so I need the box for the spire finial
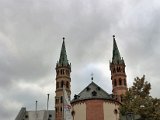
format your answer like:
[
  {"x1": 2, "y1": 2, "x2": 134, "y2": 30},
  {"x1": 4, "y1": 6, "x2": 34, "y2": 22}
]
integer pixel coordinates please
[
  {"x1": 113, "y1": 35, "x2": 115, "y2": 39},
  {"x1": 63, "y1": 37, "x2": 65, "y2": 41},
  {"x1": 91, "y1": 73, "x2": 94, "y2": 81}
]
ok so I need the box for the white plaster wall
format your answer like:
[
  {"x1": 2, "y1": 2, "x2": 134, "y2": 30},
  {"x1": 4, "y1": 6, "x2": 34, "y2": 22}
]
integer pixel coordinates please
[
  {"x1": 103, "y1": 102, "x2": 119, "y2": 120},
  {"x1": 72, "y1": 103, "x2": 86, "y2": 120}
]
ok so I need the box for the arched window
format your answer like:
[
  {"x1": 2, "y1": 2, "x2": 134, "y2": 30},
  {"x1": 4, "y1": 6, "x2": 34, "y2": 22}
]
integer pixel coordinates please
[
  {"x1": 60, "y1": 69, "x2": 63, "y2": 75},
  {"x1": 56, "y1": 82, "x2": 59, "y2": 88},
  {"x1": 113, "y1": 68, "x2": 116, "y2": 73},
  {"x1": 55, "y1": 107, "x2": 58, "y2": 113},
  {"x1": 61, "y1": 81, "x2": 64, "y2": 88},
  {"x1": 57, "y1": 70, "x2": 59, "y2": 75},
  {"x1": 62, "y1": 69, "x2": 64, "y2": 74},
  {"x1": 60, "y1": 96, "x2": 63, "y2": 103},
  {"x1": 56, "y1": 98, "x2": 59, "y2": 104},
  {"x1": 124, "y1": 79, "x2": 126, "y2": 86},
  {"x1": 123, "y1": 68, "x2": 125, "y2": 73},
  {"x1": 120, "y1": 95, "x2": 123, "y2": 102},
  {"x1": 119, "y1": 78, "x2": 122, "y2": 85},
  {"x1": 114, "y1": 79, "x2": 117, "y2": 86},
  {"x1": 117, "y1": 67, "x2": 121, "y2": 72},
  {"x1": 66, "y1": 81, "x2": 69, "y2": 88}
]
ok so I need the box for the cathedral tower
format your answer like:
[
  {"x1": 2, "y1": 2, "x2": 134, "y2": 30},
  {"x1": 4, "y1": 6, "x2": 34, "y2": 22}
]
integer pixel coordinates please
[
  {"x1": 55, "y1": 38, "x2": 71, "y2": 120},
  {"x1": 110, "y1": 35, "x2": 127, "y2": 102}
]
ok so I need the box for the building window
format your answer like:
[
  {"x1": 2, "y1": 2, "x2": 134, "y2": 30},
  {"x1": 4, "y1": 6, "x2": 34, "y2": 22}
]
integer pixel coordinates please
[
  {"x1": 25, "y1": 115, "x2": 28, "y2": 118},
  {"x1": 121, "y1": 95, "x2": 123, "y2": 102},
  {"x1": 60, "y1": 69, "x2": 63, "y2": 75},
  {"x1": 117, "y1": 67, "x2": 121, "y2": 72},
  {"x1": 124, "y1": 79, "x2": 126, "y2": 86},
  {"x1": 61, "y1": 96, "x2": 62, "y2": 103},
  {"x1": 56, "y1": 82, "x2": 59, "y2": 88},
  {"x1": 57, "y1": 70, "x2": 59, "y2": 75},
  {"x1": 114, "y1": 109, "x2": 118, "y2": 114},
  {"x1": 114, "y1": 79, "x2": 117, "y2": 86},
  {"x1": 56, "y1": 98, "x2": 59, "y2": 104},
  {"x1": 113, "y1": 68, "x2": 116, "y2": 73},
  {"x1": 55, "y1": 107, "x2": 58, "y2": 113},
  {"x1": 62, "y1": 69, "x2": 64, "y2": 74},
  {"x1": 61, "y1": 81, "x2": 64, "y2": 88},
  {"x1": 92, "y1": 91, "x2": 97, "y2": 96},
  {"x1": 66, "y1": 81, "x2": 69, "y2": 88},
  {"x1": 97, "y1": 87, "x2": 101, "y2": 90},
  {"x1": 119, "y1": 78, "x2": 122, "y2": 85}
]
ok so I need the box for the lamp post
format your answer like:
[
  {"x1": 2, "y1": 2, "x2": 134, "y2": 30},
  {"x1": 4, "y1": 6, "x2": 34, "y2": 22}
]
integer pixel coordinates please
[{"x1": 126, "y1": 112, "x2": 134, "y2": 120}]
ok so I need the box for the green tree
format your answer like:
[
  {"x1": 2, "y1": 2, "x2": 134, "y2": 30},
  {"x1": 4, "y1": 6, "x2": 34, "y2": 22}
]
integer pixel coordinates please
[{"x1": 120, "y1": 75, "x2": 160, "y2": 120}]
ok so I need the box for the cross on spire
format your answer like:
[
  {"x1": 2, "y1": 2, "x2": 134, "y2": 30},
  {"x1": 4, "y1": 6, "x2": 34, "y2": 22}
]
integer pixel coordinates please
[{"x1": 91, "y1": 73, "x2": 94, "y2": 81}]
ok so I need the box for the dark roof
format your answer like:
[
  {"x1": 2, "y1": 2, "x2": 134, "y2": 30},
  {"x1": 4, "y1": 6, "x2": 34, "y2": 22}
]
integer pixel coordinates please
[
  {"x1": 71, "y1": 82, "x2": 114, "y2": 103},
  {"x1": 57, "y1": 38, "x2": 69, "y2": 66},
  {"x1": 112, "y1": 35, "x2": 125, "y2": 64}
]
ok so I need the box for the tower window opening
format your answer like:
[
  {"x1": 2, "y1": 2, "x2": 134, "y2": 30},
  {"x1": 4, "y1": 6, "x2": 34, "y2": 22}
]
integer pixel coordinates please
[
  {"x1": 56, "y1": 82, "x2": 59, "y2": 88},
  {"x1": 66, "y1": 81, "x2": 69, "y2": 88},
  {"x1": 114, "y1": 79, "x2": 117, "y2": 86},
  {"x1": 124, "y1": 79, "x2": 126, "y2": 86},
  {"x1": 62, "y1": 69, "x2": 64, "y2": 74},
  {"x1": 61, "y1": 81, "x2": 64, "y2": 88},
  {"x1": 121, "y1": 95, "x2": 123, "y2": 102},
  {"x1": 56, "y1": 98, "x2": 59, "y2": 104},
  {"x1": 66, "y1": 70, "x2": 69, "y2": 75},
  {"x1": 123, "y1": 68, "x2": 125, "y2": 73},
  {"x1": 60, "y1": 69, "x2": 63, "y2": 75},
  {"x1": 55, "y1": 107, "x2": 58, "y2": 113},
  {"x1": 113, "y1": 68, "x2": 116, "y2": 73},
  {"x1": 57, "y1": 70, "x2": 59, "y2": 75},
  {"x1": 117, "y1": 67, "x2": 121, "y2": 72},
  {"x1": 119, "y1": 78, "x2": 122, "y2": 85},
  {"x1": 60, "y1": 96, "x2": 63, "y2": 103}
]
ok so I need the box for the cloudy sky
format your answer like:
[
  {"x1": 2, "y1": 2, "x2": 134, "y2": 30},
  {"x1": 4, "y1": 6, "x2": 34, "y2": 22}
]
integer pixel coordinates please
[{"x1": 0, "y1": 0, "x2": 160, "y2": 119}]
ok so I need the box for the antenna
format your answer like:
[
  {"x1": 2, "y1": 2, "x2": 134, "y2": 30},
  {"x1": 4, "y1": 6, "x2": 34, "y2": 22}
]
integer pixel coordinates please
[
  {"x1": 35, "y1": 100, "x2": 38, "y2": 119},
  {"x1": 47, "y1": 94, "x2": 50, "y2": 119}
]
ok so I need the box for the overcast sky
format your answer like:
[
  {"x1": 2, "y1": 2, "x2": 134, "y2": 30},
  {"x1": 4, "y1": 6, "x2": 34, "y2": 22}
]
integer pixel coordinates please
[{"x1": 0, "y1": 0, "x2": 160, "y2": 119}]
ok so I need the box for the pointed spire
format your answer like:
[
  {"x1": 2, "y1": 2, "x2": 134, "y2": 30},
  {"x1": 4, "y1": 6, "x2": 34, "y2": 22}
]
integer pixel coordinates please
[
  {"x1": 112, "y1": 35, "x2": 123, "y2": 64},
  {"x1": 58, "y1": 37, "x2": 69, "y2": 66}
]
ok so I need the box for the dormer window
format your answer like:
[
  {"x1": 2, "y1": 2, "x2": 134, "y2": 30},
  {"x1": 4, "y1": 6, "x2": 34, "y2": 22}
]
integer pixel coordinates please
[
  {"x1": 92, "y1": 91, "x2": 97, "y2": 96},
  {"x1": 97, "y1": 87, "x2": 101, "y2": 90},
  {"x1": 86, "y1": 87, "x2": 90, "y2": 91}
]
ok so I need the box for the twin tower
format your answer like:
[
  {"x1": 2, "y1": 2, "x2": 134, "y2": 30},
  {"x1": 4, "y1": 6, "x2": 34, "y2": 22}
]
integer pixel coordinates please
[{"x1": 55, "y1": 36, "x2": 127, "y2": 120}]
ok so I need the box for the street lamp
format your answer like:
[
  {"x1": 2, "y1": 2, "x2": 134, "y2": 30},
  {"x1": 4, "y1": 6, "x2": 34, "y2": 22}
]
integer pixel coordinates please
[{"x1": 126, "y1": 112, "x2": 134, "y2": 120}]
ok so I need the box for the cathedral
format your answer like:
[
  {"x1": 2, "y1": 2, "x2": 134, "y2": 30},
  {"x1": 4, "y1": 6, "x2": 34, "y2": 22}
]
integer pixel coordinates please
[
  {"x1": 55, "y1": 36, "x2": 127, "y2": 120},
  {"x1": 16, "y1": 36, "x2": 129, "y2": 120}
]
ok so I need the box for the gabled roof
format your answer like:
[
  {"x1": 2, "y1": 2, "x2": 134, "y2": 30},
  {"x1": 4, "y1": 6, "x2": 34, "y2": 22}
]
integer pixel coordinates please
[{"x1": 71, "y1": 82, "x2": 113, "y2": 103}]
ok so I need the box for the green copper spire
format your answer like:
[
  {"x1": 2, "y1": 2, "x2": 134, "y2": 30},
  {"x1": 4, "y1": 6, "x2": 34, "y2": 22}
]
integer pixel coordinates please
[
  {"x1": 112, "y1": 35, "x2": 124, "y2": 64},
  {"x1": 58, "y1": 37, "x2": 69, "y2": 66}
]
